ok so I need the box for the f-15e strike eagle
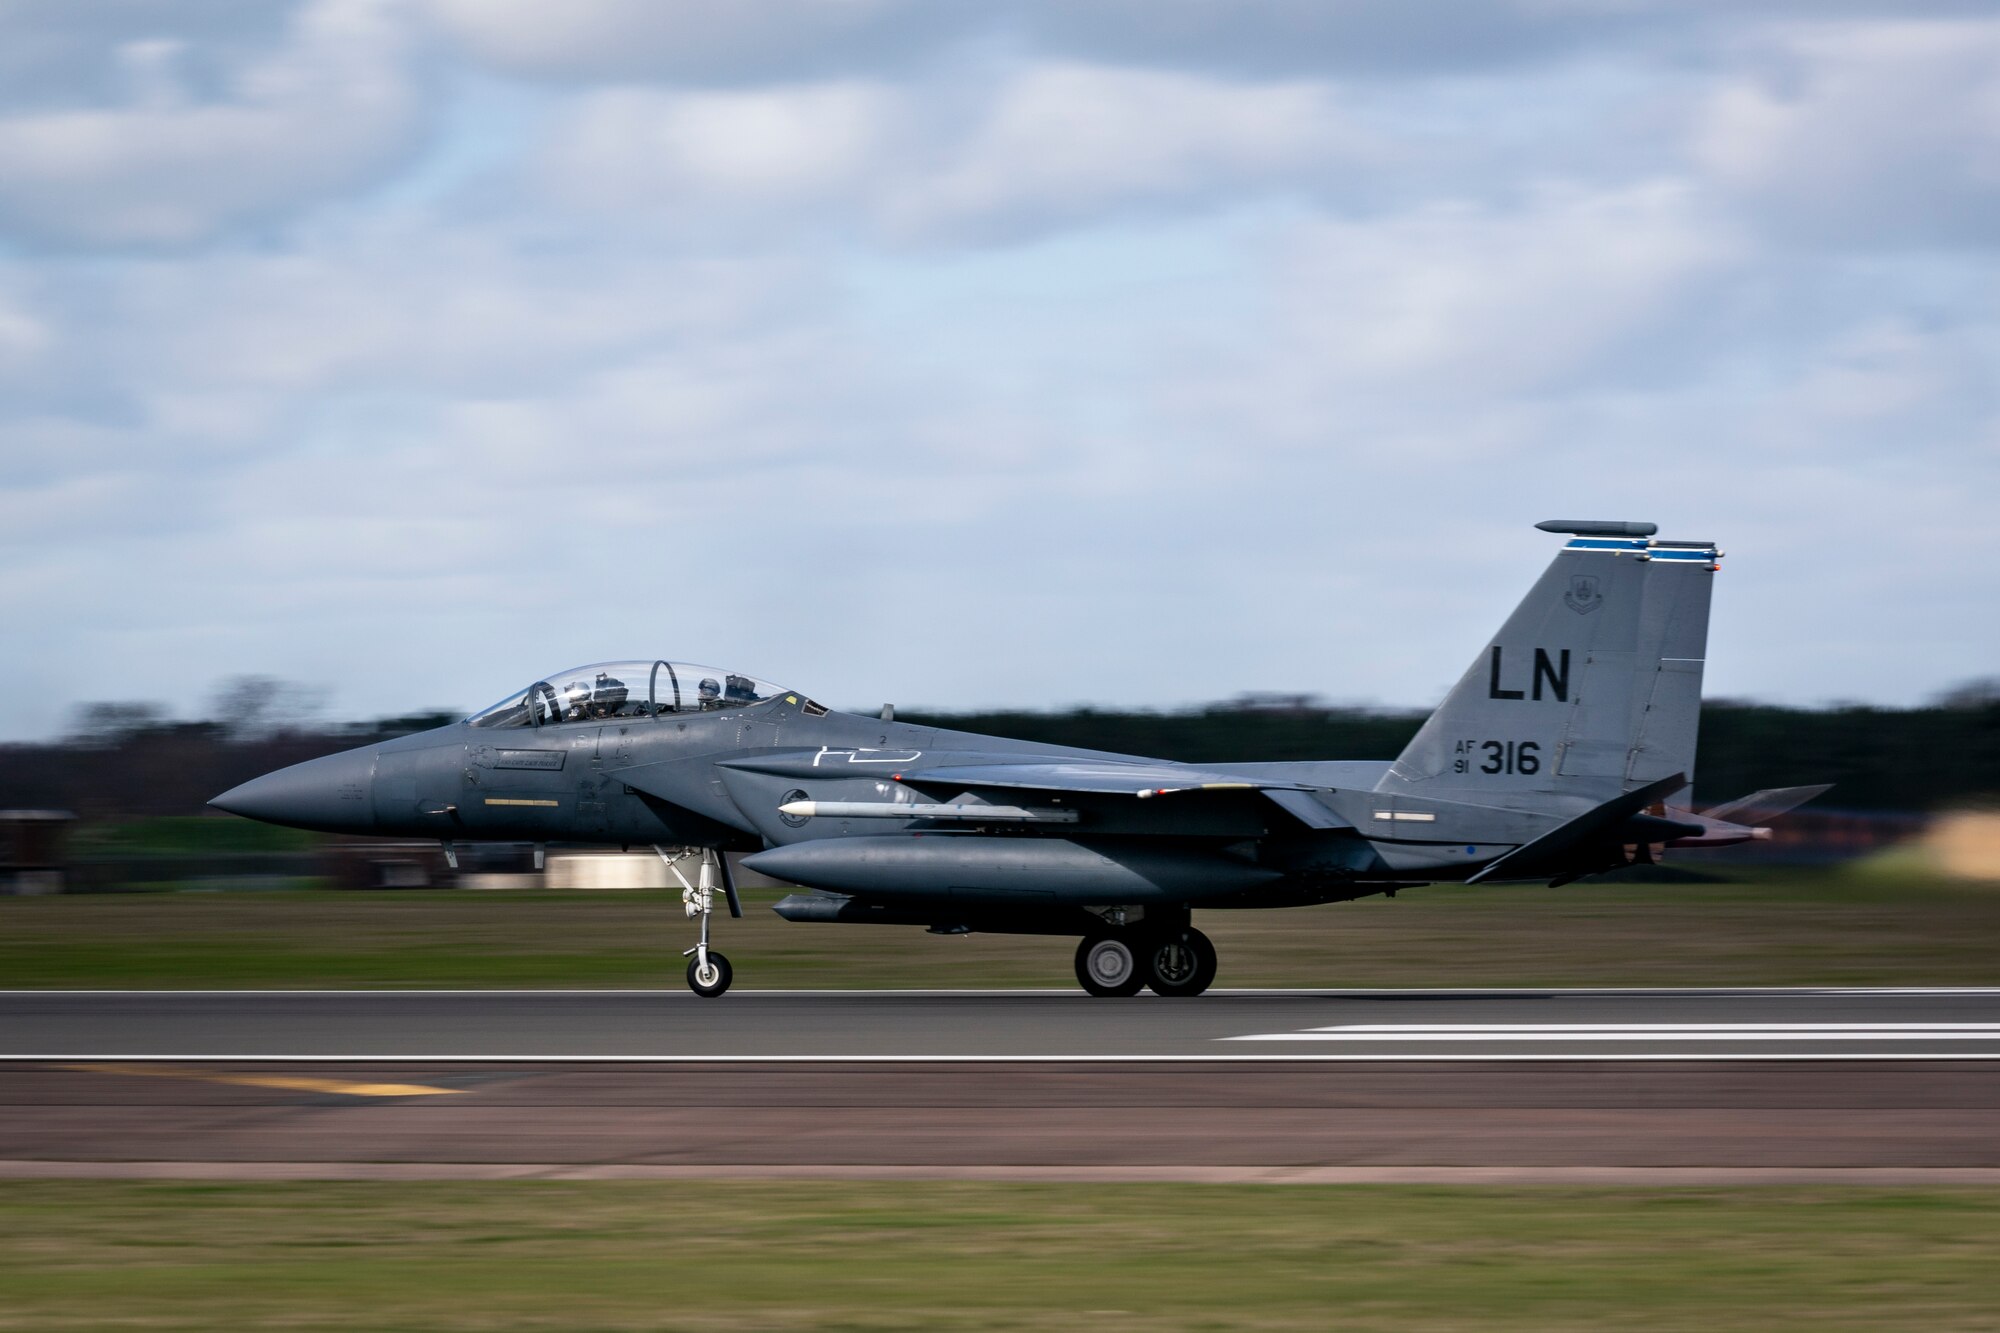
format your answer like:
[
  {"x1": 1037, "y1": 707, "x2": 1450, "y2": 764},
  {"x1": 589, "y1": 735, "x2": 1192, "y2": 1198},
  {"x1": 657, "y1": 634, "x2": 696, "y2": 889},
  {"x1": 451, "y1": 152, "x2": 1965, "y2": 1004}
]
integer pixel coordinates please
[{"x1": 212, "y1": 520, "x2": 1826, "y2": 997}]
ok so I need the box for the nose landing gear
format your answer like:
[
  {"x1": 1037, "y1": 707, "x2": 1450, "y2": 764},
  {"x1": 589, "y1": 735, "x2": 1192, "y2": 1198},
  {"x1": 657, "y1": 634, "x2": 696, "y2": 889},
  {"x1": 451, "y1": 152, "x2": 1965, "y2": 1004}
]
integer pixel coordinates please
[
  {"x1": 687, "y1": 949, "x2": 732, "y2": 998},
  {"x1": 656, "y1": 846, "x2": 740, "y2": 997}
]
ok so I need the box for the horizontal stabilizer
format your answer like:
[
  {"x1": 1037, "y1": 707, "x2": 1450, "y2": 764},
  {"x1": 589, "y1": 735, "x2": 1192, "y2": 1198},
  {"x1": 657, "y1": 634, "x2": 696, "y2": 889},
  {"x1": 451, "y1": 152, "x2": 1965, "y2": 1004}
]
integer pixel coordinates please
[
  {"x1": 1624, "y1": 812, "x2": 1707, "y2": 842},
  {"x1": 1466, "y1": 772, "x2": 1688, "y2": 884},
  {"x1": 1701, "y1": 784, "x2": 1833, "y2": 825}
]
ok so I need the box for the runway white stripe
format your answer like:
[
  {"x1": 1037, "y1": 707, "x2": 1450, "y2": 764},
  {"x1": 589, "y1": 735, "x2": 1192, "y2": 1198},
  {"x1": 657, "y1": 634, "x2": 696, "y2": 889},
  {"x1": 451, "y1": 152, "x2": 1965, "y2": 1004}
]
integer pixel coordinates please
[
  {"x1": 6, "y1": 1053, "x2": 2000, "y2": 1063},
  {"x1": 1312, "y1": 1023, "x2": 2000, "y2": 1032},
  {"x1": 7, "y1": 986, "x2": 2000, "y2": 997},
  {"x1": 1228, "y1": 1023, "x2": 2000, "y2": 1043}
]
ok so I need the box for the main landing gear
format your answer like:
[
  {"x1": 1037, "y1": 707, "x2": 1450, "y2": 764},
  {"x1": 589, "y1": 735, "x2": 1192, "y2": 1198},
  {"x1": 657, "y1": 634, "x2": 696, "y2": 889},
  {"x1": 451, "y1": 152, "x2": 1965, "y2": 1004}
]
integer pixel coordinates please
[
  {"x1": 1074, "y1": 925, "x2": 1218, "y2": 998},
  {"x1": 657, "y1": 846, "x2": 736, "y2": 997}
]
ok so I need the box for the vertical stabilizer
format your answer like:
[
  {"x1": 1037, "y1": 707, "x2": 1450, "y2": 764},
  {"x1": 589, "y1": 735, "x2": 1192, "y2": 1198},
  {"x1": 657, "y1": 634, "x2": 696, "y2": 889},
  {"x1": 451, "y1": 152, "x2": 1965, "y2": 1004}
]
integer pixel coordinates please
[{"x1": 1377, "y1": 522, "x2": 1719, "y2": 807}]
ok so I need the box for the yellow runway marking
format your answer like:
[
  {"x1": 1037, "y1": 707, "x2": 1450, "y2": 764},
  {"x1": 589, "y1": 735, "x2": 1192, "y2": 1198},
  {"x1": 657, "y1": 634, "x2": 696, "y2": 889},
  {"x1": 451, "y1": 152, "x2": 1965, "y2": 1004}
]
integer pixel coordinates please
[{"x1": 59, "y1": 1063, "x2": 464, "y2": 1098}]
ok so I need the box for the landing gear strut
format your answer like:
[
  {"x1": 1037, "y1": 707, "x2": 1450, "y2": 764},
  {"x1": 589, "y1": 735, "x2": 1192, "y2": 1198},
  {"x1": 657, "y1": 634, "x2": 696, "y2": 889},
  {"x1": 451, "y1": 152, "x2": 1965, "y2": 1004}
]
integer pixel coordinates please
[
  {"x1": 657, "y1": 846, "x2": 736, "y2": 997},
  {"x1": 1074, "y1": 924, "x2": 1218, "y2": 998}
]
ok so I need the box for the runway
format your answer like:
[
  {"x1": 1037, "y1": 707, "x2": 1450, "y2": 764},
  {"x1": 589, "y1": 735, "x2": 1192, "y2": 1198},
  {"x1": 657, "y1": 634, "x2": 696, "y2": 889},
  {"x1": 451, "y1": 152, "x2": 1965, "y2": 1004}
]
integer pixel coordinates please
[
  {"x1": 6, "y1": 989, "x2": 1996, "y2": 1182},
  {"x1": 7, "y1": 986, "x2": 2000, "y2": 1060}
]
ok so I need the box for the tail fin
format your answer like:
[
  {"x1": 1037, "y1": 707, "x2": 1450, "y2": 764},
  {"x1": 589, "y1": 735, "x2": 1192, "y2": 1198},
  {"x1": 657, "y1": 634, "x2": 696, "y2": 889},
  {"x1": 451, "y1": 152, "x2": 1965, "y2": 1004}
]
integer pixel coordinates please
[{"x1": 1377, "y1": 520, "x2": 1719, "y2": 806}]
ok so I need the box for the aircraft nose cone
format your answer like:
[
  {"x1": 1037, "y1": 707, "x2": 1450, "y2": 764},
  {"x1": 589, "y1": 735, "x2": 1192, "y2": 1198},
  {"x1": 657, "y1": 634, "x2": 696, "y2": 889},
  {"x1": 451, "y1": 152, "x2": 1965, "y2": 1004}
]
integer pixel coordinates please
[{"x1": 210, "y1": 748, "x2": 378, "y2": 833}]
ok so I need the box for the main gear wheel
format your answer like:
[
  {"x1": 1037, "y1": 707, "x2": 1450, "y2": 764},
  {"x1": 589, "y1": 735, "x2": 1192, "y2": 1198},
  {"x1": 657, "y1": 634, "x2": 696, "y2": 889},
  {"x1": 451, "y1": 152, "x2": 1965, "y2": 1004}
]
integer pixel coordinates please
[
  {"x1": 1142, "y1": 927, "x2": 1217, "y2": 997},
  {"x1": 1075, "y1": 934, "x2": 1145, "y2": 997}
]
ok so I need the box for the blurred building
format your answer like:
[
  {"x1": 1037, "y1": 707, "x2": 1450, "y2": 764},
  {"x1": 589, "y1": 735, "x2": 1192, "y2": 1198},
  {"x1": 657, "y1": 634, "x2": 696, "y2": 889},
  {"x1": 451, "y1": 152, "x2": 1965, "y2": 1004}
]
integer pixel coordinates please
[
  {"x1": 0, "y1": 810, "x2": 75, "y2": 894},
  {"x1": 1685, "y1": 807, "x2": 1929, "y2": 868},
  {"x1": 1926, "y1": 811, "x2": 2000, "y2": 881}
]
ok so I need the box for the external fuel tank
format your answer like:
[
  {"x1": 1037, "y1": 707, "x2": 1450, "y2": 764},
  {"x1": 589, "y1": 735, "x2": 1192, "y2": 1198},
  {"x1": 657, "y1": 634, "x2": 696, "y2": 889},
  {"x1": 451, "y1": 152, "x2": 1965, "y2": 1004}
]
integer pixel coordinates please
[{"x1": 741, "y1": 835, "x2": 1279, "y2": 904}]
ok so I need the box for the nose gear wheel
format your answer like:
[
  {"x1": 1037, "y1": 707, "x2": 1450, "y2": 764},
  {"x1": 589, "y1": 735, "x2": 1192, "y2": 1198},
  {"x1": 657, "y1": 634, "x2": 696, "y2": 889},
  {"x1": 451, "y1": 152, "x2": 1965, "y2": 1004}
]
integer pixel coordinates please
[{"x1": 687, "y1": 951, "x2": 732, "y2": 997}]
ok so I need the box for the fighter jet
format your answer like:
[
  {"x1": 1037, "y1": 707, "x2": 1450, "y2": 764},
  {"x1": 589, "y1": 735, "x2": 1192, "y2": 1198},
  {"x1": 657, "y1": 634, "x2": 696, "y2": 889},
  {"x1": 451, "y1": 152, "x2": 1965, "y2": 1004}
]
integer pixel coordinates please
[{"x1": 211, "y1": 520, "x2": 1826, "y2": 997}]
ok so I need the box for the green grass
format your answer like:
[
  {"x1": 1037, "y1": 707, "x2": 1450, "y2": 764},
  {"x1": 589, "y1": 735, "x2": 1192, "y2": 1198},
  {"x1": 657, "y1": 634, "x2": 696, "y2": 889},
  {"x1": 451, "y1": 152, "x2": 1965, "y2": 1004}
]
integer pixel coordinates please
[
  {"x1": 0, "y1": 867, "x2": 1996, "y2": 988},
  {"x1": 69, "y1": 816, "x2": 320, "y2": 856},
  {"x1": 0, "y1": 1182, "x2": 1996, "y2": 1331}
]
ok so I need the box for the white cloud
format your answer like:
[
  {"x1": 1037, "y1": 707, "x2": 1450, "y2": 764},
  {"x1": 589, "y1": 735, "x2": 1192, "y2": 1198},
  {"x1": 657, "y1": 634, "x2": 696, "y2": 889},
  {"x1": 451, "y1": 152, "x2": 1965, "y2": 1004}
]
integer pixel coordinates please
[
  {"x1": 535, "y1": 64, "x2": 1371, "y2": 243},
  {"x1": 542, "y1": 82, "x2": 900, "y2": 215},
  {"x1": 0, "y1": 2, "x2": 304, "y2": 113},
  {"x1": 1158, "y1": 182, "x2": 1738, "y2": 452},
  {"x1": 0, "y1": 299, "x2": 50, "y2": 370},
  {"x1": 1732, "y1": 308, "x2": 2000, "y2": 462},
  {"x1": 419, "y1": 0, "x2": 964, "y2": 84},
  {"x1": 416, "y1": 0, "x2": 1994, "y2": 86},
  {"x1": 1289, "y1": 183, "x2": 1731, "y2": 389},
  {"x1": 2, "y1": 6, "x2": 1999, "y2": 736},
  {"x1": 0, "y1": 0, "x2": 424, "y2": 247},
  {"x1": 1692, "y1": 20, "x2": 2000, "y2": 247},
  {"x1": 78, "y1": 222, "x2": 803, "y2": 403},
  {"x1": 888, "y1": 65, "x2": 1363, "y2": 238}
]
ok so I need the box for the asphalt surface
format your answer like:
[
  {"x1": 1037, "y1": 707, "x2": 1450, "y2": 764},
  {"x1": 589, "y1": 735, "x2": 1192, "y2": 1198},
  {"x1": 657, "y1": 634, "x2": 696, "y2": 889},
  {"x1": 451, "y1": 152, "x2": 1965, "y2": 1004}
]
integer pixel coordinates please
[
  {"x1": 4, "y1": 1058, "x2": 1998, "y2": 1182},
  {"x1": 6, "y1": 987, "x2": 2000, "y2": 1060},
  {"x1": 5, "y1": 989, "x2": 1998, "y2": 1180}
]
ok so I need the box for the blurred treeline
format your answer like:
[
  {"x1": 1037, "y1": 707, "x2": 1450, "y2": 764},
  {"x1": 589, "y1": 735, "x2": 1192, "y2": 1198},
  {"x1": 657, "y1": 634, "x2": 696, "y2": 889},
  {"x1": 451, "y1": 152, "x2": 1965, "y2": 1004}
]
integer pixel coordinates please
[
  {"x1": 3, "y1": 678, "x2": 1997, "y2": 819},
  {"x1": 914, "y1": 685, "x2": 2000, "y2": 813},
  {"x1": 0, "y1": 678, "x2": 460, "y2": 822}
]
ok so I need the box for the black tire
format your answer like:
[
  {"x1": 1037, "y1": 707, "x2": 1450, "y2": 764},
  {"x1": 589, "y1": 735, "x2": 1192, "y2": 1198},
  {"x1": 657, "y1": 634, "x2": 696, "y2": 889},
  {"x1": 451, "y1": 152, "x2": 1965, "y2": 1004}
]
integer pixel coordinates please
[
  {"x1": 686, "y1": 950, "x2": 733, "y2": 998},
  {"x1": 1144, "y1": 927, "x2": 1217, "y2": 998},
  {"x1": 1074, "y1": 934, "x2": 1145, "y2": 997}
]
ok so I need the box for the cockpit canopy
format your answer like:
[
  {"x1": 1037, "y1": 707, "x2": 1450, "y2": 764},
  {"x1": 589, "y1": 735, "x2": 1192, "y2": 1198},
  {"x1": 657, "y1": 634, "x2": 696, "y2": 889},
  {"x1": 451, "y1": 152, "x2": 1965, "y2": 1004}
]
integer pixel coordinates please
[{"x1": 467, "y1": 661, "x2": 790, "y2": 729}]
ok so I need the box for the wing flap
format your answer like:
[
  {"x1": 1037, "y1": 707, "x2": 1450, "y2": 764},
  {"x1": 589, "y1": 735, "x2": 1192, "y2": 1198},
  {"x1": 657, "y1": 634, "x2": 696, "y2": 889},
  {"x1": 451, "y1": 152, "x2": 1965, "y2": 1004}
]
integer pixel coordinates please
[{"x1": 1261, "y1": 788, "x2": 1351, "y2": 830}]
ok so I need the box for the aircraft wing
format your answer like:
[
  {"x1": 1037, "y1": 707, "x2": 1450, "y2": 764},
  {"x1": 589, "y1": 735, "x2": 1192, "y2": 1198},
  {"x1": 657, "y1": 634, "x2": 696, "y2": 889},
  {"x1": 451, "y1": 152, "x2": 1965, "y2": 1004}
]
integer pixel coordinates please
[
  {"x1": 717, "y1": 751, "x2": 1346, "y2": 829},
  {"x1": 895, "y1": 760, "x2": 1356, "y2": 830},
  {"x1": 890, "y1": 760, "x2": 1315, "y2": 799},
  {"x1": 717, "y1": 750, "x2": 1314, "y2": 796}
]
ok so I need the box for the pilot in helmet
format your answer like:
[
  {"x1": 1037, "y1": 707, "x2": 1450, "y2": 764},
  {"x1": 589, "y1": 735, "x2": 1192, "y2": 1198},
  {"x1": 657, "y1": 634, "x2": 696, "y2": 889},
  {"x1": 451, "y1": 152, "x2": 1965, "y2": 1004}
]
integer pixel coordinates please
[
  {"x1": 563, "y1": 680, "x2": 591, "y2": 721},
  {"x1": 589, "y1": 671, "x2": 628, "y2": 719},
  {"x1": 697, "y1": 677, "x2": 722, "y2": 707}
]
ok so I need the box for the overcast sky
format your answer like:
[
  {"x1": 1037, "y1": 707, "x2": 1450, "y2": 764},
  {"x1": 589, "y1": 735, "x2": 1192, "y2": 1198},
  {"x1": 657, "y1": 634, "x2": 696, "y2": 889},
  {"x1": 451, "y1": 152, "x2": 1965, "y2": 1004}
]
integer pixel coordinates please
[{"x1": 2, "y1": 1, "x2": 1996, "y2": 738}]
